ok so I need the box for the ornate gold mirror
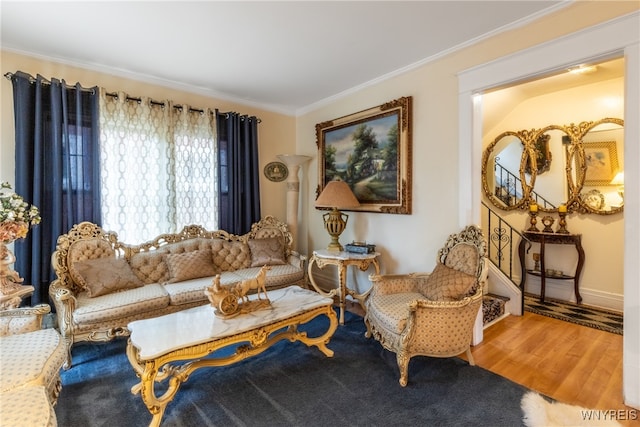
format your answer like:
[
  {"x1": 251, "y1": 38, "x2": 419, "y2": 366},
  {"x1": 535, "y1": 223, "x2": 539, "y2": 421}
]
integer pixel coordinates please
[{"x1": 482, "y1": 118, "x2": 624, "y2": 215}]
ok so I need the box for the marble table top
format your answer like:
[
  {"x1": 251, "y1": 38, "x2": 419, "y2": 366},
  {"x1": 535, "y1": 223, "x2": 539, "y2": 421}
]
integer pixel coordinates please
[{"x1": 128, "y1": 286, "x2": 333, "y2": 360}]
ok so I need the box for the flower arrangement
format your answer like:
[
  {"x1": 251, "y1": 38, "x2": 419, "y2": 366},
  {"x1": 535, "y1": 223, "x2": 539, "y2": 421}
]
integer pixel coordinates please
[{"x1": 0, "y1": 182, "x2": 41, "y2": 244}]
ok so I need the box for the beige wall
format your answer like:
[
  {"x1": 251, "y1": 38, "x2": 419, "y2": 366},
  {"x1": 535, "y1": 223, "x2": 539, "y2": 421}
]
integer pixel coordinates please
[
  {"x1": 296, "y1": 2, "x2": 638, "y2": 297},
  {"x1": 0, "y1": 50, "x2": 296, "y2": 224}
]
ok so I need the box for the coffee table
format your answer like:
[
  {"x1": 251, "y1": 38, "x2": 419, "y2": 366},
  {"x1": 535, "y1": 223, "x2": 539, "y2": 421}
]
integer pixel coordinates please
[{"x1": 126, "y1": 286, "x2": 337, "y2": 427}]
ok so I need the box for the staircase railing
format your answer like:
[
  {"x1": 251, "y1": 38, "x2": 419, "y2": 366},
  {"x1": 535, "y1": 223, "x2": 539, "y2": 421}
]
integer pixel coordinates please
[
  {"x1": 481, "y1": 201, "x2": 531, "y2": 293},
  {"x1": 494, "y1": 160, "x2": 555, "y2": 209}
]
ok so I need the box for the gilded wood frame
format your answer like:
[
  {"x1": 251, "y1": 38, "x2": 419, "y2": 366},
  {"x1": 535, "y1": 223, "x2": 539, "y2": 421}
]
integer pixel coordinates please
[{"x1": 315, "y1": 96, "x2": 412, "y2": 214}]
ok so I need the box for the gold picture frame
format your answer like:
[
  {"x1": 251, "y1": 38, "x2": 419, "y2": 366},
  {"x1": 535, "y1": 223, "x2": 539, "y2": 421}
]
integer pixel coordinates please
[
  {"x1": 583, "y1": 141, "x2": 619, "y2": 186},
  {"x1": 315, "y1": 96, "x2": 412, "y2": 214}
]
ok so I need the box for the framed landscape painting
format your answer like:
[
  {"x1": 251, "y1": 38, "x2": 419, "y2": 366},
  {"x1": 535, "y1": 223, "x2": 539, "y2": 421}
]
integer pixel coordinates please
[{"x1": 315, "y1": 96, "x2": 412, "y2": 214}]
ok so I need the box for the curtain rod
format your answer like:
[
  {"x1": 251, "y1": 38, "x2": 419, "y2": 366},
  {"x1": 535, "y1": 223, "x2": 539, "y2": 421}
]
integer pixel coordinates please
[
  {"x1": 5, "y1": 71, "x2": 261, "y2": 122},
  {"x1": 4, "y1": 71, "x2": 96, "y2": 94},
  {"x1": 104, "y1": 92, "x2": 261, "y2": 122}
]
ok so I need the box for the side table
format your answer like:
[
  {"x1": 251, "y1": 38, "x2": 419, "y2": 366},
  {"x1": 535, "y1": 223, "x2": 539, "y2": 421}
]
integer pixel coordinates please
[
  {"x1": 518, "y1": 231, "x2": 584, "y2": 304},
  {"x1": 308, "y1": 249, "x2": 380, "y2": 325}
]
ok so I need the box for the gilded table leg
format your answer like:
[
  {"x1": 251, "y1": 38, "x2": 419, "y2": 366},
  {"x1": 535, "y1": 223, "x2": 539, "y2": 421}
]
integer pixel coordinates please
[
  {"x1": 127, "y1": 341, "x2": 185, "y2": 427},
  {"x1": 293, "y1": 305, "x2": 339, "y2": 357}
]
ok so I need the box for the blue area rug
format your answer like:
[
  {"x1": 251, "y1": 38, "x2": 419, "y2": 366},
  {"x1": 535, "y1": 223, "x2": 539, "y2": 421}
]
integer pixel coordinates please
[{"x1": 57, "y1": 310, "x2": 528, "y2": 426}]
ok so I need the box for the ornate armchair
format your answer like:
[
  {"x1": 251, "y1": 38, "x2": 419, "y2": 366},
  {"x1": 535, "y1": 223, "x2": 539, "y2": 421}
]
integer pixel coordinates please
[{"x1": 364, "y1": 225, "x2": 488, "y2": 386}]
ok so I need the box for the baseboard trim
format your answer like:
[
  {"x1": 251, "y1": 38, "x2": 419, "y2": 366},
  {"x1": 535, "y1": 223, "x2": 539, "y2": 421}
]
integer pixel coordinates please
[{"x1": 524, "y1": 281, "x2": 623, "y2": 312}]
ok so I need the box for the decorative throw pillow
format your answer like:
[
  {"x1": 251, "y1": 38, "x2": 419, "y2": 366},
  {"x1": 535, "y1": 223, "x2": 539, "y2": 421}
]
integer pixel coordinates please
[
  {"x1": 418, "y1": 262, "x2": 478, "y2": 301},
  {"x1": 248, "y1": 237, "x2": 286, "y2": 267},
  {"x1": 164, "y1": 249, "x2": 218, "y2": 283},
  {"x1": 73, "y1": 257, "x2": 144, "y2": 298}
]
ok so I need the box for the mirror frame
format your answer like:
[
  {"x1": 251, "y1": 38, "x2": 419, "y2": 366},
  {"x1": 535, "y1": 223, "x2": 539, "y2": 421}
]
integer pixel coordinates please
[{"x1": 482, "y1": 118, "x2": 624, "y2": 215}]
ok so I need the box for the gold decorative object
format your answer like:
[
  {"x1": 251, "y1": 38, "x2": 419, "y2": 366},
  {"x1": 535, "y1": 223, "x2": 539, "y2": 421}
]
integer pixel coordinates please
[
  {"x1": 205, "y1": 266, "x2": 272, "y2": 318},
  {"x1": 0, "y1": 183, "x2": 41, "y2": 309},
  {"x1": 556, "y1": 210, "x2": 570, "y2": 234},
  {"x1": 481, "y1": 117, "x2": 624, "y2": 215},
  {"x1": 541, "y1": 215, "x2": 555, "y2": 233},
  {"x1": 527, "y1": 203, "x2": 539, "y2": 232},
  {"x1": 532, "y1": 253, "x2": 540, "y2": 271},
  {"x1": 315, "y1": 179, "x2": 360, "y2": 251}
]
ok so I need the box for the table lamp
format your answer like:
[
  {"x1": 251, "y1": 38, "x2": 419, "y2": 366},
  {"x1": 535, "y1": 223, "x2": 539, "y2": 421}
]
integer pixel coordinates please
[
  {"x1": 610, "y1": 171, "x2": 624, "y2": 200},
  {"x1": 315, "y1": 179, "x2": 360, "y2": 251}
]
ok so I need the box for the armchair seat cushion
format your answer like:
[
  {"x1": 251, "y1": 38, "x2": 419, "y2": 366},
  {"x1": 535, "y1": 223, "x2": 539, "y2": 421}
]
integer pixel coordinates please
[
  {"x1": 367, "y1": 292, "x2": 427, "y2": 334},
  {"x1": 0, "y1": 328, "x2": 65, "y2": 393},
  {"x1": 0, "y1": 386, "x2": 57, "y2": 427},
  {"x1": 73, "y1": 284, "x2": 169, "y2": 324}
]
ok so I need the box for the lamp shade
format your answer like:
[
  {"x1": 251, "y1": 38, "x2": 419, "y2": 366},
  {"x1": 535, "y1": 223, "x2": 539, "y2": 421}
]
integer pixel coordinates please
[
  {"x1": 610, "y1": 171, "x2": 624, "y2": 185},
  {"x1": 315, "y1": 180, "x2": 360, "y2": 208}
]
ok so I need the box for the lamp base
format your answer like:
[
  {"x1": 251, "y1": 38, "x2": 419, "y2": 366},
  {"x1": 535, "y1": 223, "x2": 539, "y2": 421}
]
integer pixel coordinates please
[{"x1": 323, "y1": 208, "x2": 348, "y2": 252}]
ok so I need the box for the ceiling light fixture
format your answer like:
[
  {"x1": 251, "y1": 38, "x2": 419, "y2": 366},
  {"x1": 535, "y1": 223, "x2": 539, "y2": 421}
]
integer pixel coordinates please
[{"x1": 567, "y1": 64, "x2": 598, "y2": 75}]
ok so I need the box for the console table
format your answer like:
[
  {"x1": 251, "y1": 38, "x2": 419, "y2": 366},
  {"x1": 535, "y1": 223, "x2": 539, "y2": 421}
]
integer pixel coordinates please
[
  {"x1": 308, "y1": 249, "x2": 380, "y2": 325},
  {"x1": 518, "y1": 231, "x2": 584, "y2": 304}
]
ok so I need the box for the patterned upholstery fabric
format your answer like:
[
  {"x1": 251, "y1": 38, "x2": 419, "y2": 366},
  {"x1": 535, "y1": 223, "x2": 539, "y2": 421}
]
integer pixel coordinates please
[
  {"x1": 129, "y1": 250, "x2": 170, "y2": 284},
  {"x1": 248, "y1": 237, "x2": 287, "y2": 267},
  {"x1": 73, "y1": 257, "x2": 144, "y2": 297},
  {"x1": 366, "y1": 292, "x2": 426, "y2": 334},
  {"x1": 209, "y1": 240, "x2": 251, "y2": 271},
  {"x1": 418, "y1": 263, "x2": 478, "y2": 301},
  {"x1": 73, "y1": 284, "x2": 170, "y2": 324},
  {"x1": 233, "y1": 264, "x2": 304, "y2": 289},
  {"x1": 443, "y1": 243, "x2": 478, "y2": 276},
  {"x1": 67, "y1": 239, "x2": 116, "y2": 291},
  {"x1": 0, "y1": 328, "x2": 64, "y2": 394},
  {"x1": 364, "y1": 225, "x2": 487, "y2": 386},
  {"x1": 0, "y1": 386, "x2": 57, "y2": 427},
  {"x1": 164, "y1": 273, "x2": 244, "y2": 306},
  {"x1": 164, "y1": 249, "x2": 218, "y2": 283}
]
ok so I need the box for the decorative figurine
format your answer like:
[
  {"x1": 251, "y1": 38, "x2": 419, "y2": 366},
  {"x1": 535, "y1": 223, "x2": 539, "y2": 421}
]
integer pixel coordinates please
[
  {"x1": 205, "y1": 265, "x2": 272, "y2": 318},
  {"x1": 533, "y1": 253, "x2": 541, "y2": 271},
  {"x1": 541, "y1": 216, "x2": 555, "y2": 233}
]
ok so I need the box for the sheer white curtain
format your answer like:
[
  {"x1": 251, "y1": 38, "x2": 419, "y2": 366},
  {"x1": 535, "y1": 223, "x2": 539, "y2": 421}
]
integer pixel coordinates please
[{"x1": 99, "y1": 91, "x2": 217, "y2": 243}]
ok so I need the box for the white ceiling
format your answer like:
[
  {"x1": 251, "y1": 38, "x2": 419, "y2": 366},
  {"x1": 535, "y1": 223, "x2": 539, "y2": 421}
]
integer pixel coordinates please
[{"x1": 1, "y1": 1, "x2": 569, "y2": 115}]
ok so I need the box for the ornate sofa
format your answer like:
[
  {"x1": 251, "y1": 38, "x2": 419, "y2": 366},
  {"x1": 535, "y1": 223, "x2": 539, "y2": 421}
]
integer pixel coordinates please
[
  {"x1": 0, "y1": 304, "x2": 66, "y2": 427},
  {"x1": 364, "y1": 225, "x2": 488, "y2": 386},
  {"x1": 50, "y1": 216, "x2": 306, "y2": 369}
]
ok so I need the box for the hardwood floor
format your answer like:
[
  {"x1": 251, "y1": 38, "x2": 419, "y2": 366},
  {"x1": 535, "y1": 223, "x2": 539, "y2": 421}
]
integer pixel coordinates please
[
  {"x1": 347, "y1": 301, "x2": 637, "y2": 425},
  {"x1": 467, "y1": 312, "x2": 638, "y2": 426}
]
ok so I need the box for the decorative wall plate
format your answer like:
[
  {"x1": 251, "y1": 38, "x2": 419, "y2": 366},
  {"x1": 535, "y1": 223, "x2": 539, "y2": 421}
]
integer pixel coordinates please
[
  {"x1": 581, "y1": 189, "x2": 605, "y2": 210},
  {"x1": 264, "y1": 161, "x2": 288, "y2": 182}
]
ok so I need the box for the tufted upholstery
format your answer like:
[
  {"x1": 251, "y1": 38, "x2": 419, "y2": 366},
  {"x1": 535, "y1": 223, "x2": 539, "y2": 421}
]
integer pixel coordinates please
[
  {"x1": 364, "y1": 225, "x2": 487, "y2": 386},
  {"x1": 0, "y1": 304, "x2": 65, "y2": 426},
  {"x1": 49, "y1": 216, "x2": 307, "y2": 369}
]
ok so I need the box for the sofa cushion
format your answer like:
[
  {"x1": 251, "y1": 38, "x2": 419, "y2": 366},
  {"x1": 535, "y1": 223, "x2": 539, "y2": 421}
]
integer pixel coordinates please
[
  {"x1": 164, "y1": 272, "x2": 245, "y2": 306},
  {"x1": 248, "y1": 237, "x2": 287, "y2": 267},
  {"x1": 232, "y1": 264, "x2": 304, "y2": 289},
  {"x1": 73, "y1": 257, "x2": 144, "y2": 297},
  {"x1": 73, "y1": 284, "x2": 170, "y2": 324},
  {"x1": 209, "y1": 240, "x2": 251, "y2": 271},
  {"x1": 164, "y1": 249, "x2": 218, "y2": 283},
  {"x1": 0, "y1": 386, "x2": 57, "y2": 427},
  {"x1": 0, "y1": 328, "x2": 65, "y2": 394},
  {"x1": 67, "y1": 239, "x2": 116, "y2": 290},
  {"x1": 418, "y1": 263, "x2": 478, "y2": 301},
  {"x1": 129, "y1": 250, "x2": 170, "y2": 284}
]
